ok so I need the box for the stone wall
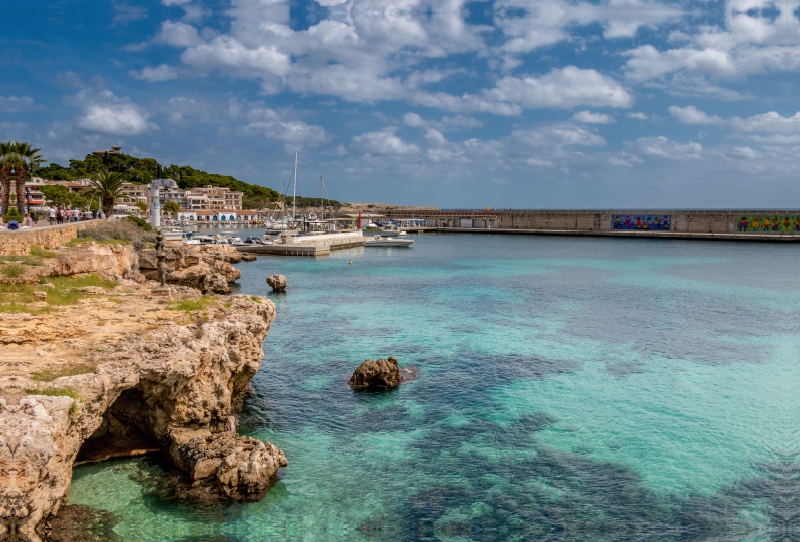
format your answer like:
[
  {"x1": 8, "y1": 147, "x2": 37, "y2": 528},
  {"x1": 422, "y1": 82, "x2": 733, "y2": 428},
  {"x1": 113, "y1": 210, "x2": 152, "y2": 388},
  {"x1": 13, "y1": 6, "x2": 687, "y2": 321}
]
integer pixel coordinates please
[{"x1": 0, "y1": 222, "x2": 91, "y2": 256}]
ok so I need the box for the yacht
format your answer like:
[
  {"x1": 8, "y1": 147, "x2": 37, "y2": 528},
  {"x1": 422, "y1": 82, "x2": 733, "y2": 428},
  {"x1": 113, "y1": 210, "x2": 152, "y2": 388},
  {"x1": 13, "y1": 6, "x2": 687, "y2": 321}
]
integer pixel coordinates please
[
  {"x1": 378, "y1": 224, "x2": 406, "y2": 237},
  {"x1": 364, "y1": 235, "x2": 415, "y2": 247}
]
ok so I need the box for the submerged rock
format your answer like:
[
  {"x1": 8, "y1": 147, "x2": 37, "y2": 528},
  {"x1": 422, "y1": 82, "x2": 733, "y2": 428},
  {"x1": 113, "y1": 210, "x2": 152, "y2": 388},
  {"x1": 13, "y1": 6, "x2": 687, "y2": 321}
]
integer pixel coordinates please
[
  {"x1": 349, "y1": 356, "x2": 402, "y2": 390},
  {"x1": 266, "y1": 274, "x2": 287, "y2": 293}
]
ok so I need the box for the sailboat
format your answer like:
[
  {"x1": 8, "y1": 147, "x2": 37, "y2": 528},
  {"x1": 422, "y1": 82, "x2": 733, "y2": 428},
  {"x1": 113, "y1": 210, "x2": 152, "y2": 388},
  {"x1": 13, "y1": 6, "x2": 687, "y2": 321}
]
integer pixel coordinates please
[{"x1": 241, "y1": 152, "x2": 365, "y2": 251}]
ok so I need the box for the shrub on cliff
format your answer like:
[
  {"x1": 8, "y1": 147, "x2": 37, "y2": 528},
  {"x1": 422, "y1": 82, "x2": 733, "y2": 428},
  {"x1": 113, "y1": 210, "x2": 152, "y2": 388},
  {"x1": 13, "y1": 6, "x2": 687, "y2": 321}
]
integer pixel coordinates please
[
  {"x1": 125, "y1": 215, "x2": 152, "y2": 231},
  {"x1": 78, "y1": 218, "x2": 155, "y2": 243}
]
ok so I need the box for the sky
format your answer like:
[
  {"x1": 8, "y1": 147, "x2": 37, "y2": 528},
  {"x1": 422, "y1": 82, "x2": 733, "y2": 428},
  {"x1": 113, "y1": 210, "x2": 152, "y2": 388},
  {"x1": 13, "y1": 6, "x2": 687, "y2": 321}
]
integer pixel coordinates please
[{"x1": 3, "y1": 0, "x2": 800, "y2": 208}]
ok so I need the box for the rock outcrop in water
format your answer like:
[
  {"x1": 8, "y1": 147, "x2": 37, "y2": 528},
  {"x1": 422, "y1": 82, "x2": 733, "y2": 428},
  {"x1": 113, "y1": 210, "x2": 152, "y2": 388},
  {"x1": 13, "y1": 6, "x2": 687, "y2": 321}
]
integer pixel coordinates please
[
  {"x1": 0, "y1": 290, "x2": 284, "y2": 541},
  {"x1": 349, "y1": 357, "x2": 403, "y2": 390},
  {"x1": 266, "y1": 274, "x2": 287, "y2": 293}
]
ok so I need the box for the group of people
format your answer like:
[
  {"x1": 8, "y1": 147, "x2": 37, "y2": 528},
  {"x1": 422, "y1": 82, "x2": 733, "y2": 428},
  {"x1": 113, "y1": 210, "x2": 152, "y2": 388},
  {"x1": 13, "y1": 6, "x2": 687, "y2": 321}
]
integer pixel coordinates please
[{"x1": 47, "y1": 206, "x2": 104, "y2": 225}]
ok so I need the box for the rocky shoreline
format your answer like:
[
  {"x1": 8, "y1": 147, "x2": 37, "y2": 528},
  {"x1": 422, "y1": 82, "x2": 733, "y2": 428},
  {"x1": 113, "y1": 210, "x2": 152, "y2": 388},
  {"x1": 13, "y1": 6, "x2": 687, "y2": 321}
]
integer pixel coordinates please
[{"x1": 0, "y1": 239, "x2": 284, "y2": 541}]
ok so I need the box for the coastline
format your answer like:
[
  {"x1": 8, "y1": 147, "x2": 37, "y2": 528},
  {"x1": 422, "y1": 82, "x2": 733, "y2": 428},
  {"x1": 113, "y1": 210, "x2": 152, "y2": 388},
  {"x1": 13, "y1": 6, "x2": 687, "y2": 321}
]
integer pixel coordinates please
[{"x1": 0, "y1": 227, "x2": 284, "y2": 541}]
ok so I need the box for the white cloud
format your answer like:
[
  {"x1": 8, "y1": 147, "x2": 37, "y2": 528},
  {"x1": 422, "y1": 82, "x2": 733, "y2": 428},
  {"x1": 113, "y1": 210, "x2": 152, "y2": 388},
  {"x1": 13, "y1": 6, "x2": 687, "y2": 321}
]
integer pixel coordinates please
[
  {"x1": 403, "y1": 112, "x2": 425, "y2": 127},
  {"x1": 154, "y1": 21, "x2": 204, "y2": 47},
  {"x1": 403, "y1": 112, "x2": 483, "y2": 131},
  {"x1": 248, "y1": 120, "x2": 328, "y2": 145},
  {"x1": 571, "y1": 110, "x2": 616, "y2": 124},
  {"x1": 0, "y1": 96, "x2": 34, "y2": 112},
  {"x1": 668, "y1": 106, "x2": 800, "y2": 135},
  {"x1": 74, "y1": 91, "x2": 156, "y2": 135},
  {"x1": 726, "y1": 146, "x2": 759, "y2": 159},
  {"x1": 627, "y1": 112, "x2": 648, "y2": 120},
  {"x1": 629, "y1": 136, "x2": 703, "y2": 159},
  {"x1": 490, "y1": 67, "x2": 634, "y2": 109},
  {"x1": 130, "y1": 64, "x2": 179, "y2": 82},
  {"x1": 509, "y1": 124, "x2": 607, "y2": 148},
  {"x1": 668, "y1": 105, "x2": 724, "y2": 125},
  {"x1": 496, "y1": 0, "x2": 684, "y2": 53},
  {"x1": 351, "y1": 128, "x2": 420, "y2": 155},
  {"x1": 113, "y1": 3, "x2": 148, "y2": 24}
]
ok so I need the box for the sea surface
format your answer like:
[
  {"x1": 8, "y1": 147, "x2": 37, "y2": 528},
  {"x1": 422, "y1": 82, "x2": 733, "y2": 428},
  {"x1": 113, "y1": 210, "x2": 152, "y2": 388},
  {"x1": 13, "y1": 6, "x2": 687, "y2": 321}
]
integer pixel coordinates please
[{"x1": 69, "y1": 232, "x2": 800, "y2": 541}]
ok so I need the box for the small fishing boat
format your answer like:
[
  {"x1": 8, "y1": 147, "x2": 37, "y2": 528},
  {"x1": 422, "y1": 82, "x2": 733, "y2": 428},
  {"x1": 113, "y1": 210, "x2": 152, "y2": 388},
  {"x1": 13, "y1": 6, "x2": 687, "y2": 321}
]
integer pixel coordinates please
[{"x1": 364, "y1": 235, "x2": 415, "y2": 247}]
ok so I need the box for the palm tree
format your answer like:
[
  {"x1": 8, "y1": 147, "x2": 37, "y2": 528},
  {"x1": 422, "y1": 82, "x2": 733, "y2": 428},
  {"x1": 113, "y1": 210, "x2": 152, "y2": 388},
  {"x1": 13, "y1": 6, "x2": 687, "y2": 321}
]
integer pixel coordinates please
[
  {"x1": 0, "y1": 141, "x2": 14, "y2": 215},
  {"x1": 83, "y1": 168, "x2": 125, "y2": 218},
  {"x1": 0, "y1": 141, "x2": 44, "y2": 214}
]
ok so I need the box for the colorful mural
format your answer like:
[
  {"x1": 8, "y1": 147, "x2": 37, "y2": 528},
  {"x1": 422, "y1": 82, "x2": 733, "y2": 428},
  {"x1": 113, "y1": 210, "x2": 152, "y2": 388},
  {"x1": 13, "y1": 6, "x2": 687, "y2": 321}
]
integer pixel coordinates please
[
  {"x1": 737, "y1": 216, "x2": 800, "y2": 233},
  {"x1": 612, "y1": 214, "x2": 671, "y2": 230}
]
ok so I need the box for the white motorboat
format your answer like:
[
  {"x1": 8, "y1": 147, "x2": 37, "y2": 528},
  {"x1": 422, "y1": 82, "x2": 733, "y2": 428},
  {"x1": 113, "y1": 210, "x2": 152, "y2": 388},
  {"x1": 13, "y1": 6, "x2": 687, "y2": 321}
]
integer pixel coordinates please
[
  {"x1": 378, "y1": 224, "x2": 406, "y2": 237},
  {"x1": 364, "y1": 235, "x2": 415, "y2": 247}
]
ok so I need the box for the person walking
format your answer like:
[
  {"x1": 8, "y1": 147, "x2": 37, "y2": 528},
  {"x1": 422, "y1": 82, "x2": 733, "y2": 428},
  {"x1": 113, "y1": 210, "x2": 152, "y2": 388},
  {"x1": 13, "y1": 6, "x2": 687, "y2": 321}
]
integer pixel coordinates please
[
  {"x1": 30, "y1": 210, "x2": 38, "y2": 226},
  {"x1": 56, "y1": 208, "x2": 63, "y2": 224},
  {"x1": 49, "y1": 206, "x2": 56, "y2": 225}
]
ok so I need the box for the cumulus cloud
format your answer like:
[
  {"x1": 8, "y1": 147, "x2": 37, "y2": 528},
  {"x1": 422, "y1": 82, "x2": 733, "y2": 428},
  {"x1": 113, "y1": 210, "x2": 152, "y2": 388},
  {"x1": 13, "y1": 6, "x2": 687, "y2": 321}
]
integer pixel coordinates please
[
  {"x1": 130, "y1": 64, "x2": 179, "y2": 82},
  {"x1": 351, "y1": 128, "x2": 420, "y2": 155},
  {"x1": 571, "y1": 110, "x2": 616, "y2": 124},
  {"x1": 154, "y1": 21, "x2": 204, "y2": 47},
  {"x1": 629, "y1": 136, "x2": 703, "y2": 159},
  {"x1": 668, "y1": 105, "x2": 724, "y2": 125},
  {"x1": 0, "y1": 96, "x2": 34, "y2": 112},
  {"x1": 490, "y1": 67, "x2": 633, "y2": 109},
  {"x1": 74, "y1": 91, "x2": 156, "y2": 135},
  {"x1": 627, "y1": 112, "x2": 648, "y2": 120},
  {"x1": 496, "y1": 0, "x2": 684, "y2": 52},
  {"x1": 668, "y1": 106, "x2": 800, "y2": 135}
]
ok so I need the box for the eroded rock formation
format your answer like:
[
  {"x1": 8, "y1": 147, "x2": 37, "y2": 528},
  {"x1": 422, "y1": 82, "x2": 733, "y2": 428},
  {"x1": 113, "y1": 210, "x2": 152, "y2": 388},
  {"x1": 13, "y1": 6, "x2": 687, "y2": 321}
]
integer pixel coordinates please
[
  {"x1": 0, "y1": 293, "x2": 283, "y2": 541},
  {"x1": 138, "y1": 245, "x2": 245, "y2": 293},
  {"x1": 266, "y1": 274, "x2": 287, "y2": 293},
  {"x1": 349, "y1": 356, "x2": 403, "y2": 390}
]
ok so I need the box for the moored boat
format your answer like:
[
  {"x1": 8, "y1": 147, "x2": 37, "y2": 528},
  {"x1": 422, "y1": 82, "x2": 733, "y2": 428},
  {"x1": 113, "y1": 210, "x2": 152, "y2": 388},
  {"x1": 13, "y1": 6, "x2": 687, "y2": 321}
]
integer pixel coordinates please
[{"x1": 364, "y1": 235, "x2": 415, "y2": 247}]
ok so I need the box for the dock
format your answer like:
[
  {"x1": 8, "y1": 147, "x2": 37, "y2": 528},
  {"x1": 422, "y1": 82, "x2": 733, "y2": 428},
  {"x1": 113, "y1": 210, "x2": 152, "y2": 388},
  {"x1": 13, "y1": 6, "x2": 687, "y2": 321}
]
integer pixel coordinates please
[{"x1": 234, "y1": 230, "x2": 364, "y2": 257}]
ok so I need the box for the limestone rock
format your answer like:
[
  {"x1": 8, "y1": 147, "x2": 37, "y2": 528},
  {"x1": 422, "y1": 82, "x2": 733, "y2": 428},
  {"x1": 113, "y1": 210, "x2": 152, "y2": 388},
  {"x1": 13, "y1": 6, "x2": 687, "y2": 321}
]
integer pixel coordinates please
[
  {"x1": 0, "y1": 294, "x2": 281, "y2": 537},
  {"x1": 33, "y1": 291, "x2": 47, "y2": 300},
  {"x1": 266, "y1": 275, "x2": 287, "y2": 293},
  {"x1": 349, "y1": 356, "x2": 402, "y2": 390}
]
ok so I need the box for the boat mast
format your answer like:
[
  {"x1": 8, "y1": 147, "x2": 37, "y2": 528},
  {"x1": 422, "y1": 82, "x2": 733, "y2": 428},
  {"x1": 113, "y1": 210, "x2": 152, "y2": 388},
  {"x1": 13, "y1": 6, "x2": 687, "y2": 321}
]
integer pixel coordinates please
[
  {"x1": 320, "y1": 176, "x2": 324, "y2": 222},
  {"x1": 292, "y1": 152, "x2": 297, "y2": 220}
]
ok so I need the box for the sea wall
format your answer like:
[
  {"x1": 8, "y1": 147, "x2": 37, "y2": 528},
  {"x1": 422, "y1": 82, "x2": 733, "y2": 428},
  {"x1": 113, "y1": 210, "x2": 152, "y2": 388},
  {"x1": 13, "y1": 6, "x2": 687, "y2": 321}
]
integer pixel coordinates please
[
  {"x1": 377, "y1": 209, "x2": 800, "y2": 237},
  {"x1": 0, "y1": 223, "x2": 90, "y2": 256},
  {"x1": 495, "y1": 210, "x2": 800, "y2": 234}
]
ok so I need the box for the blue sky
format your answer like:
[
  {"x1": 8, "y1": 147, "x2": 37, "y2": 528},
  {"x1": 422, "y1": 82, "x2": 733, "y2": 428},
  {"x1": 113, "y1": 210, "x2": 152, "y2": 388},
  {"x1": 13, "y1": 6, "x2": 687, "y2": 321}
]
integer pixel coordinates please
[{"x1": 3, "y1": 0, "x2": 800, "y2": 208}]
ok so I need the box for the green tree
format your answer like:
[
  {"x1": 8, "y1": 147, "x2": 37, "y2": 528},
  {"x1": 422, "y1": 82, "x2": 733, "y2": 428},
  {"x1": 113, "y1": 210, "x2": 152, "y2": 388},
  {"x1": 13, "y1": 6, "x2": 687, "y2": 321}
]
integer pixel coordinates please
[
  {"x1": 162, "y1": 200, "x2": 181, "y2": 218},
  {"x1": 135, "y1": 201, "x2": 148, "y2": 214},
  {"x1": 41, "y1": 185, "x2": 75, "y2": 207},
  {"x1": 83, "y1": 169, "x2": 125, "y2": 218}
]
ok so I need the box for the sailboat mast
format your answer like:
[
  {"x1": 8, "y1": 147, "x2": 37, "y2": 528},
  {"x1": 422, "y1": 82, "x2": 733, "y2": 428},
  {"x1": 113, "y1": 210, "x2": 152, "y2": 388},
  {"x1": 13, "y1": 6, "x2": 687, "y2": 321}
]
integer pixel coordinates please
[
  {"x1": 292, "y1": 152, "x2": 297, "y2": 219},
  {"x1": 320, "y1": 176, "x2": 324, "y2": 222}
]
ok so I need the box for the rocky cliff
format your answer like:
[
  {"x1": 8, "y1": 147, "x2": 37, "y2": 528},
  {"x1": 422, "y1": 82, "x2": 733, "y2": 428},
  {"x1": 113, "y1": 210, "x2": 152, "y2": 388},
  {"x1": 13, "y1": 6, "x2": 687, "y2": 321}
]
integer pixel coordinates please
[{"x1": 0, "y1": 289, "x2": 284, "y2": 542}]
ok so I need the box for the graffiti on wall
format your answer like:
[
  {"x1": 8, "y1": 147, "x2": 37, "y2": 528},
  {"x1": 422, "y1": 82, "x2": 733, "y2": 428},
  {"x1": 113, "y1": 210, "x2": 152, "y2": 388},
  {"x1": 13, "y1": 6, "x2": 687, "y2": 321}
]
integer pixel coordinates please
[
  {"x1": 737, "y1": 216, "x2": 800, "y2": 233},
  {"x1": 612, "y1": 215, "x2": 671, "y2": 230}
]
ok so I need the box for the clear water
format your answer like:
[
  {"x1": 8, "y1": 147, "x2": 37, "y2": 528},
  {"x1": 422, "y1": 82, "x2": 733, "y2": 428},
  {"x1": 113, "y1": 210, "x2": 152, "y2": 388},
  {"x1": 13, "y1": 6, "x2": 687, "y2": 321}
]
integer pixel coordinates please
[{"x1": 69, "y1": 233, "x2": 800, "y2": 541}]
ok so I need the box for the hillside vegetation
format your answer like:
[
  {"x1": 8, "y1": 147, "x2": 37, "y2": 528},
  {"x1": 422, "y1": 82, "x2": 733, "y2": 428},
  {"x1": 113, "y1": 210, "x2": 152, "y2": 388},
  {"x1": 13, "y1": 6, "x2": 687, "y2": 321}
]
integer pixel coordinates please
[{"x1": 38, "y1": 153, "x2": 342, "y2": 209}]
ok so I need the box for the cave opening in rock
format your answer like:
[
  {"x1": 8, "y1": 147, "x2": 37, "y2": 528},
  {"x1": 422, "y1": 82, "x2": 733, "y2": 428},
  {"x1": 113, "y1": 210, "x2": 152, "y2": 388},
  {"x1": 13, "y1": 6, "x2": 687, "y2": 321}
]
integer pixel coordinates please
[{"x1": 75, "y1": 386, "x2": 160, "y2": 465}]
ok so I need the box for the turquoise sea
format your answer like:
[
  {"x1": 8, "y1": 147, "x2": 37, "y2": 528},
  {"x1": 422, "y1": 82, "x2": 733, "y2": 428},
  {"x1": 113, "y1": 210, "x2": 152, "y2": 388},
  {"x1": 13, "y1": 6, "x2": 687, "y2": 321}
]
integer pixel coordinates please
[{"x1": 69, "y1": 233, "x2": 800, "y2": 541}]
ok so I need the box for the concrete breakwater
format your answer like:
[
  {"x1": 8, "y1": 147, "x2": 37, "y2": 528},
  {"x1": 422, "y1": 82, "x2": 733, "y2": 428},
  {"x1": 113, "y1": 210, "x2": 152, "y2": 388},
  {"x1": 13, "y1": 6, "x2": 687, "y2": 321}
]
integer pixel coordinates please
[{"x1": 377, "y1": 209, "x2": 800, "y2": 241}]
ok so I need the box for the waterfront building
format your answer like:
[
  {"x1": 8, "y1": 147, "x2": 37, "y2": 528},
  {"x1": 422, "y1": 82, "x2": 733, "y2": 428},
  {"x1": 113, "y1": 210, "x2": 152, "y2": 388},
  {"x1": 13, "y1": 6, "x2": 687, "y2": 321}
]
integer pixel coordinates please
[
  {"x1": 187, "y1": 186, "x2": 242, "y2": 211},
  {"x1": 142, "y1": 180, "x2": 245, "y2": 213}
]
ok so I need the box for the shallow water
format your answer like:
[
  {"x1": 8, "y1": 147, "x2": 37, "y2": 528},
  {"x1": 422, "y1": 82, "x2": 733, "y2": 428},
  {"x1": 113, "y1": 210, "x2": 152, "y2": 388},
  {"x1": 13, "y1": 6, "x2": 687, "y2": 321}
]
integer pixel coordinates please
[{"x1": 69, "y1": 233, "x2": 800, "y2": 541}]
